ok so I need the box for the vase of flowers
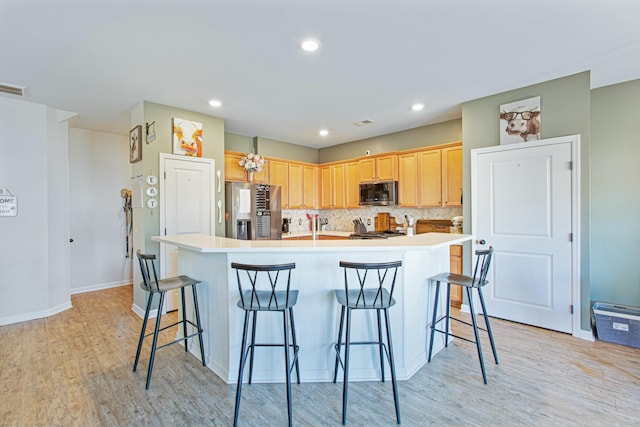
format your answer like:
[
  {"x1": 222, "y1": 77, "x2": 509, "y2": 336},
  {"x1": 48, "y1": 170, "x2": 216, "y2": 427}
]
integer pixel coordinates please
[{"x1": 239, "y1": 153, "x2": 265, "y2": 182}]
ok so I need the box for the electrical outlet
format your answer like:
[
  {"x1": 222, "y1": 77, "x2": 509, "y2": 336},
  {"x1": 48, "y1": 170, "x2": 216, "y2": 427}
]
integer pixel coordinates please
[{"x1": 367, "y1": 218, "x2": 371, "y2": 226}]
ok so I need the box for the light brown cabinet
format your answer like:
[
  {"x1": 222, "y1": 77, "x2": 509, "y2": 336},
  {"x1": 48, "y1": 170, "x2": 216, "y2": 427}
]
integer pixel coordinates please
[
  {"x1": 415, "y1": 220, "x2": 463, "y2": 307},
  {"x1": 449, "y1": 245, "x2": 463, "y2": 307},
  {"x1": 345, "y1": 162, "x2": 360, "y2": 208},
  {"x1": 224, "y1": 151, "x2": 269, "y2": 183},
  {"x1": 418, "y1": 149, "x2": 443, "y2": 206},
  {"x1": 320, "y1": 164, "x2": 345, "y2": 209},
  {"x1": 289, "y1": 163, "x2": 318, "y2": 209},
  {"x1": 302, "y1": 164, "x2": 319, "y2": 209},
  {"x1": 359, "y1": 154, "x2": 398, "y2": 182},
  {"x1": 397, "y1": 144, "x2": 461, "y2": 207},
  {"x1": 288, "y1": 163, "x2": 304, "y2": 209},
  {"x1": 269, "y1": 159, "x2": 289, "y2": 208},
  {"x1": 442, "y1": 146, "x2": 462, "y2": 207},
  {"x1": 398, "y1": 153, "x2": 419, "y2": 207}
]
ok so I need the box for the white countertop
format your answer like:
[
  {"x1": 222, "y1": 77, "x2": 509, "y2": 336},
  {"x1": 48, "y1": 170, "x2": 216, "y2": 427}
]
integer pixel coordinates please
[
  {"x1": 152, "y1": 232, "x2": 472, "y2": 253},
  {"x1": 281, "y1": 230, "x2": 352, "y2": 239}
]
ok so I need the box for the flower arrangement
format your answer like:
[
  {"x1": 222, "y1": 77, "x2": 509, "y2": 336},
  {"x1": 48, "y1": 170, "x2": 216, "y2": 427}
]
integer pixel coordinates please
[{"x1": 239, "y1": 153, "x2": 265, "y2": 173}]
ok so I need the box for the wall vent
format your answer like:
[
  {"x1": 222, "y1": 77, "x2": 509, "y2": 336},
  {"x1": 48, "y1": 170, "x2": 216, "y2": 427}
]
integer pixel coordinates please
[
  {"x1": 353, "y1": 119, "x2": 374, "y2": 127},
  {"x1": 0, "y1": 82, "x2": 27, "y2": 97}
]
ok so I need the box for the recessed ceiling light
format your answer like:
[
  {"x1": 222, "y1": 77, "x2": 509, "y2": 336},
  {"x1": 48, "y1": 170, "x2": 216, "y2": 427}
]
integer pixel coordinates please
[
  {"x1": 301, "y1": 38, "x2": 320, "y2": 52},
  {"x1": 209, "y1": 99, "x2": 222, "y2": 107},
  {"x1": 411, "y1": 103, "x2": 424, "y2": 111},
  {"x1": 319, "y1": 129, "x2": 329, "y2": 137}
]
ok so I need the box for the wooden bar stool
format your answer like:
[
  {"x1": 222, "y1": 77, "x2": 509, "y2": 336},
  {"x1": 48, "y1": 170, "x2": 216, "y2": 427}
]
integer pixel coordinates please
[
  {"x1": 231, "y1": 262, "x2": 300, "y2": 427},
  {"x1": 333, "y1": 260, "x2": 402, "y2": 425},
  {"x1": 427, "y1": 247, "x2": 498, "y2": 384},
  {"x1": 133, "y1": 251, "x2": 206, "y2": 389}
]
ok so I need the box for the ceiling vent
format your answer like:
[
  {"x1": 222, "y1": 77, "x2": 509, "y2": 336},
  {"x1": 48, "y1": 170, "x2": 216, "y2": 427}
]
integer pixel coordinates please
[
  {"x1": 353, "y1": 119, "x2": 374, "y2": 127},
  {"x1": 0, "y1": 82, "x2": 27, "y2": 97}
]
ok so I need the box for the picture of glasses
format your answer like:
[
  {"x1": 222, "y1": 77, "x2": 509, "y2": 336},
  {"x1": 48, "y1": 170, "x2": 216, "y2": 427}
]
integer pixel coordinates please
[
  {"x1": 499, "y1": 96, "x2": 541, "y2": 145},
  {"x1": 501, "y1": 110, "x2": 538, "y2": 121}
]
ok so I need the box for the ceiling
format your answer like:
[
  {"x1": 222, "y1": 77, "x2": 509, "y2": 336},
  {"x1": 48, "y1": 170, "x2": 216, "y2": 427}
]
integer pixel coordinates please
[{"x1": 1, "y1": 0, "x2": 639, "y2": 148}]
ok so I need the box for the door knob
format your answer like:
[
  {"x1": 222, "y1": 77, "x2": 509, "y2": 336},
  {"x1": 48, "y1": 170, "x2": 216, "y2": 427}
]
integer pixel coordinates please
[{"x1": 477, "y1": 239, "x2": 486, "y2": 245}]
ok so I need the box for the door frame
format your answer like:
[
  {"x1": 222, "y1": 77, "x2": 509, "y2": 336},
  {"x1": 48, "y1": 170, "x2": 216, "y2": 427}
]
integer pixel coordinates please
[
  {"x1": 471, "y1": 134, "x2": 587, "y2": 339},
  {"x1": 159, "y1": 153, "x2": 215, "y2": 279}
]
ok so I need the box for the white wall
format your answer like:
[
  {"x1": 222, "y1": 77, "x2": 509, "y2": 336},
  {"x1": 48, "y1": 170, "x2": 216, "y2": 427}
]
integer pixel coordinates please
[
  {"x1": 0, "y1": 97, "x2": 72, "y2": 325},
  {"x1": 69, "y1": 128, "x2": 132, "y2": 293}
]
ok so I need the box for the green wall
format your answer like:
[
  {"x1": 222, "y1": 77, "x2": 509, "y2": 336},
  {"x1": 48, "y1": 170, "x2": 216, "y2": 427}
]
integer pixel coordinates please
[
  {"x1": 226, "y1": 119, "x2": 461, "y2": 165},
  {"x1": 590, "y1": 79, "x2": 640, "y2": 306},
  {"x1": 140, "y1": 101, "x2": 225, "y2": 253},
  {"x1": 319, "y1": 118, "x2": 462, "y2": 163},
  {"x1": 225, "y1": 132, "x2": 254, "y2": 153},
  {"x1": 461, "y1": 71, "x2": 592, "y2": 331},
  {"x1": 255, "y1": 136, "x2": 319, "y2": 164}
]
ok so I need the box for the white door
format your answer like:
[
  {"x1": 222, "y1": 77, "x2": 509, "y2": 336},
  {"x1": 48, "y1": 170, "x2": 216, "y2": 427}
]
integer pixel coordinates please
[
  {"x1": 160, "y1": 154, "x2": 215, "y2": 311},
  {"x1": 472, "y1": 137, "x2": 577, "y2": 333}
]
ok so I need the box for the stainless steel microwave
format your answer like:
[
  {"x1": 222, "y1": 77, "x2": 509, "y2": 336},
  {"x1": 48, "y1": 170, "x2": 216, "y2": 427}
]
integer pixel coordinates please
[{"x1": 359, "y1": 181, "x2": 398, "y2": 206}]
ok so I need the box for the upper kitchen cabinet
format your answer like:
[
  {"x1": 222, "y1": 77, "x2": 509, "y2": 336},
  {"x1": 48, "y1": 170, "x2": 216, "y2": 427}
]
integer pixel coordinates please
[
  {"x1": 345, "y1": 161, "x2": 360, "y2": 208},
  {"x1": 441, "y1": 146, "x2": 462, "y2": 207},
  {"x1": 224, "y1": 151, "x2": 269, "y2": 183},
  {"x1": 358, "y1": 154, "x2": 398, "y2": 182},
  {"x1": 269, "y1": 159, "x2": 289, "y2": 208},
  {"x1": 418, "y1": 149, "x2": 443, "y2": 207},
  {"x1": 320, "y1": 163, "x2": 346, "y2": 209},
  {"x1": 397, "y1": 143, "x2": 461, "y2": 207},
  {"x1": 289, "y1": 162, "x2": 318, "y2": 209},
  {"x1": 398, "y1": 153, "x2": 419, "y2": 207}
]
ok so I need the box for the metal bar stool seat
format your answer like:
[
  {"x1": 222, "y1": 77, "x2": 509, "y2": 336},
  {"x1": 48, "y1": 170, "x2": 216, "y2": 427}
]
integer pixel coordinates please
[
  {"x1": 427, "y1": 247, "x2": 498, "y2": 384},
  {"x1": 232, "y1": 262, "x2": 300, "y2": 427},
  {"x1": 133, "y1": 251, "x2": 206, "y2": 390},
  {"x1": 333, "y1": 260, "x2": 402, "y2": 425}
]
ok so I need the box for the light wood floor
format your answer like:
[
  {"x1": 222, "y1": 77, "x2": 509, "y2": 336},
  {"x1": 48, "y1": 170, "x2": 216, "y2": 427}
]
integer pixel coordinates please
[{"x1": 1, "y1": 285, "x2": 638, "y2": 426}]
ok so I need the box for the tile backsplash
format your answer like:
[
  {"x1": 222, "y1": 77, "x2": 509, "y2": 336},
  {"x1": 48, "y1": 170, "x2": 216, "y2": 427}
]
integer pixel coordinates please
[{"x1": 282, "y1": 206, "x2": 462, "y2": 233}]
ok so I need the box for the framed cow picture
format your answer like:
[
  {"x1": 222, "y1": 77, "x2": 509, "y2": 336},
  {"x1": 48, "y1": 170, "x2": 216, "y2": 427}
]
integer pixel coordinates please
[{"x1": 499, "y1": 96, "x2": 541, "y2": 145}]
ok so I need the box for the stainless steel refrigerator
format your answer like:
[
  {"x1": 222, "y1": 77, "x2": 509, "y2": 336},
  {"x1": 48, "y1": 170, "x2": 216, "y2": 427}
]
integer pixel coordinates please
[{"x1": 225, "y1": 182, "x2": 282, "y2": 240}]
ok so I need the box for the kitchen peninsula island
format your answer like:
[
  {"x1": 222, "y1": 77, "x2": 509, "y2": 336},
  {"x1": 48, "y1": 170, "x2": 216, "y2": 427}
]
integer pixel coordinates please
[{"x1": 152, "y1": 232, "x2": 472, "y2": 384}]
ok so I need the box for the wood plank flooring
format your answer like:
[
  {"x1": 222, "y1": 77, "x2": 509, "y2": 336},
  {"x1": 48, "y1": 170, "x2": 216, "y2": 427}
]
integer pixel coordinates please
[{"x1": 1, "y1": 285, "x2": 638, "y2": 426}]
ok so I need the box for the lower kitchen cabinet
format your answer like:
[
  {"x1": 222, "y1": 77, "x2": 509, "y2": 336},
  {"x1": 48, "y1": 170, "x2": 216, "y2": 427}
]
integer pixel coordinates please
[{"x1": 449, "y1": 244, "x2": 463, "y2": 307}]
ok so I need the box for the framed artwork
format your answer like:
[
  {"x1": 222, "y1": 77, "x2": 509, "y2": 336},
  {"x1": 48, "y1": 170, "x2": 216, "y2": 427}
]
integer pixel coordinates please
[
  {"x1": 172, "y1": 117, "x2": 203, "y2": 157},
  {"x1": 129, "y1": 125, "x2": 142, "y2": 163},
  {"x1": 499, "y1": 96, "x2": 541, "y2": 145}
]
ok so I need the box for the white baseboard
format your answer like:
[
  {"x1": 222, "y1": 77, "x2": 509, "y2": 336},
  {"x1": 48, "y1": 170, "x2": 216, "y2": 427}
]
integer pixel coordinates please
[
  {"x1": 131, "y1": 303, "x2": 158, "y2": 319},
  {"x1": 574, "y1": 328, "x2": 595, "y2": 341},
  {"x1": 0, "y1": 300, "x2": 73, "y2": 326},
  {"x1": 70, "y1": 279, "x2": 131, "y2": 295}
]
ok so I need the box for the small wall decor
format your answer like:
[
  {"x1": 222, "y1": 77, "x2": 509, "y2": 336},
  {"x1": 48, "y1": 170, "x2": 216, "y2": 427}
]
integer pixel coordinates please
[
  {"x1": 129, "y1": 125, "x2": 142, "y2": 163},
  {"x1": 172, "y1": 117, "x2": 203, "y2": 157},
  {"x1": 499, "y1": 96, "x2": 541, "y2": 145},
  {"x1": 0, "y1": 187, "x2": 18, "y2": 217}
]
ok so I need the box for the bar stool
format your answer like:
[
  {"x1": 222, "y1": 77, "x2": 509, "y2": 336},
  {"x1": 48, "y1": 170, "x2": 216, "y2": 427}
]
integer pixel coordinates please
[
  {"x1": 427, "y1": 247, "x2": 498, "y2": 384},
  {"x1": 133, "y1": 251, "x2": 206, "y2": 390},
  {"x1": 231, "y1": 262, "x2": 300, "y2": 427},
  {"x1": 333, "y1": 260, "x2": 402, "y2": 425}
]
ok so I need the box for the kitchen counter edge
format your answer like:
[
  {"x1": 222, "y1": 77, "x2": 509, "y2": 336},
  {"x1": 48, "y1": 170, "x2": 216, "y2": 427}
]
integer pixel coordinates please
[{"x1": 152, "y1": 232, "x2": 473, "y2": 253}]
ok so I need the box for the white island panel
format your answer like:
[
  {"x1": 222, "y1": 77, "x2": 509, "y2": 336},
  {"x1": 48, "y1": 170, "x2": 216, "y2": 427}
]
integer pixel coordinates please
[{"x1": 153, "y1": 233, "x2": 472, "y2": 384}]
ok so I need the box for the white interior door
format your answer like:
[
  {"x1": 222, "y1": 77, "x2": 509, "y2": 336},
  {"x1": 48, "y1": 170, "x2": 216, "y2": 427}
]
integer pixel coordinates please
[
  {"x1": 160, "y1": 154, "x2": 215, "y2": 311},
  {"x1": 472, "y1": 138, "x2": 576, "y2": 333}
]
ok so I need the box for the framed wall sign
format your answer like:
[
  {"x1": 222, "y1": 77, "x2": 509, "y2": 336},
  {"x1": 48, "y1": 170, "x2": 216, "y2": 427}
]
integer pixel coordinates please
[
  {"x1": 130, "y1": 125, "x2": 142, "y2": 163},
  {"x1": 0, "y1": 190, "x2": 18, "y2": 216}
]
